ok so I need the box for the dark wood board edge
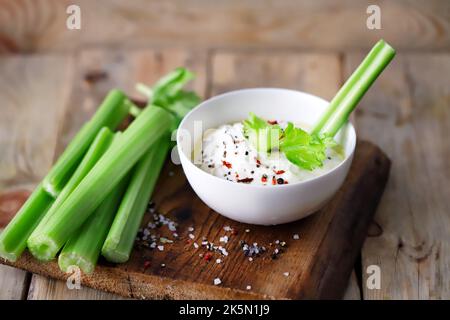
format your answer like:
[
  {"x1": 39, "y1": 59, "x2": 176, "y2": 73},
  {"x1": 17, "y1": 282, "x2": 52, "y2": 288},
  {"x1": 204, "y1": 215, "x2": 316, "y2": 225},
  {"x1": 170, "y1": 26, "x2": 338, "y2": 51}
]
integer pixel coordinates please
[
  {"x1": 295, "y1": 140, "x2": 391, "y2": 299},
  {"x1": 1, "y1": 252, "x2": 274, "y2": 300},
  {"x1": 1, "y1": 140, "x2": 390, "y2": 300}
]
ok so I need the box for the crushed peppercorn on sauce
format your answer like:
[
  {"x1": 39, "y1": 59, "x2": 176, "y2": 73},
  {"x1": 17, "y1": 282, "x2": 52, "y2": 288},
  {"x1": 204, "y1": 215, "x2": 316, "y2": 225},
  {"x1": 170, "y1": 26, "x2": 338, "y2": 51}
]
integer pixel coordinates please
[{"x1": 198, "y1": 122, "x2": 343, "y2": 185}]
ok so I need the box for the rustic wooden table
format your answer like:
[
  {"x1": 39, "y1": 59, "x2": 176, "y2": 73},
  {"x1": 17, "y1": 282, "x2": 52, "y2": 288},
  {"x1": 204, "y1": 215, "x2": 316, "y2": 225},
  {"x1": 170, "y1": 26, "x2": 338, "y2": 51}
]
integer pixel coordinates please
[{"x1": 0, "y1": 0, "x2": 449, "y2": 300}]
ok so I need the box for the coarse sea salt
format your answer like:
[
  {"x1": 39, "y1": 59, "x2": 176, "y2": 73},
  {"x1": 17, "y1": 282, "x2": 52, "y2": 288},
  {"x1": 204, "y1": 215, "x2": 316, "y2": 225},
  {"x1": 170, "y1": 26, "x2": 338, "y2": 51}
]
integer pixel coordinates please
[{"x1": 214, "y1": 278, "x2": 222, "y2": 285}]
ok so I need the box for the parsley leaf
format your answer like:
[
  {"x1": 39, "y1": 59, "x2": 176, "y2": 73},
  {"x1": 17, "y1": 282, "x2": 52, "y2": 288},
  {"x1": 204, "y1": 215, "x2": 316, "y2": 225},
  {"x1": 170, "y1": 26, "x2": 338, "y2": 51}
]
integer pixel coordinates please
[
  {"x1": 280, "y1": 122, "x2": 336, "y2": 171},
  {"x1": 242, "y1": 114, "x2": 338, "y2": 171}
]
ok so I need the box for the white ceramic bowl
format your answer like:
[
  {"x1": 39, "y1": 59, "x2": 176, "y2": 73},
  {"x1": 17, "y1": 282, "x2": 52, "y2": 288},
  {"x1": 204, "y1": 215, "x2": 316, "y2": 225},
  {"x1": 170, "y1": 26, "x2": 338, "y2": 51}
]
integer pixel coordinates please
[{"x1": 177, "y1": 88, "x2": 356, "y2": 225}]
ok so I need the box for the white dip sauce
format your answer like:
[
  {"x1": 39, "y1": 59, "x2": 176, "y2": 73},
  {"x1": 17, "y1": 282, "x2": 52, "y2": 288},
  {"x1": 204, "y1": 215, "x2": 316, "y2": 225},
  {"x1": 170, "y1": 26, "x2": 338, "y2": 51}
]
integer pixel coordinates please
[{"x1": 197, "y1": 122, "x2": 343, "y2": 186}]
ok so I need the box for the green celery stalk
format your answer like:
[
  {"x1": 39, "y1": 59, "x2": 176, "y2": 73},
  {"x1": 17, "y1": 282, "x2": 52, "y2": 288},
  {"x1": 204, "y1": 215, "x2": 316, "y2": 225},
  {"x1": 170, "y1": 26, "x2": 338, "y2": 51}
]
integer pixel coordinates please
[
  {"x1": 58, "y1": 175, "x2": 129, "y2": 273},
  {"x1": 43, "y1": 90, "x2": 129, "y2": 197},
  {"x1": 27, "y1": 106, "x2": 174, "y2": 260},
  {"x1": 0, "y1": 184, "x2": 53, "y2": 262},
  {"x1": 28, "y1": 127, "x2": 115, "y2": 261},
  {"x1": 312, "y1": 40, "x2": 396, "y2": 136},
  {"x1": 58, "y1": 134, "x2": 130, "y2": 274},
  {"x1": 102, "y1": 137, "x2": 170, "y2": 263}
]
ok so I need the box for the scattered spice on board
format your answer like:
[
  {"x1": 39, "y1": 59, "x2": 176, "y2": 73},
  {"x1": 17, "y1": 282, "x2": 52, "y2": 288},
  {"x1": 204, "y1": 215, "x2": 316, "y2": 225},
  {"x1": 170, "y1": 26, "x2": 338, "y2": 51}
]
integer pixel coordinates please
[
  {"x1": 135, "y1": 204, "x2": 179, "y2": 251},
  {"x1": 137, "y1": 201, "x2": 298, "y2": 285},
  {"x1": 204, "y1": 252, "x2": 213, "y2": 261},
  {"x1": 240, "y1": 240, "x2": 266, "y2": 257}
]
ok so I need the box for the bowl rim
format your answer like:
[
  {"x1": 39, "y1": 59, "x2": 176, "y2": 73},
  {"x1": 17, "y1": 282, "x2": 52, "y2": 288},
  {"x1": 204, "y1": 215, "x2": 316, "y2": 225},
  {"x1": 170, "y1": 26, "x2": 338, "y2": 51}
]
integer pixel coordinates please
[{"x1": 176, "y1": 88, "x2": 357, "y2": 189}]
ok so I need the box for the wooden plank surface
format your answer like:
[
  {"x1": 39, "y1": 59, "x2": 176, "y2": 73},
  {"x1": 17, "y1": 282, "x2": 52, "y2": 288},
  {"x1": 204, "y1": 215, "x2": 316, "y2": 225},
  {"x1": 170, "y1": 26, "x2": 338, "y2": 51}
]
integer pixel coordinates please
[
  {"x1": 0, "y1": 265, "x2": 29, "y2": 299},
  {"x1": 0, "y1": 0, "x2": 449, "y2": 53},
  {"x1": 2, "y1": 140, "x2": 389, "y2": 299},
  {"x1": 343, "y1": 271, "x2": 361, "y2": 300},
  {"x1": 27, "y1": 275, "x2": 125, "y2": 300},
  {"x1": 0, "y1": 50, "x2": 382, "y2": 299},
  {"x1": 346, "y1": 53, "x2": 450, "y2": 299},
  {"x1": 0, "y1": 55, "x2": 74, "y2": 299}
]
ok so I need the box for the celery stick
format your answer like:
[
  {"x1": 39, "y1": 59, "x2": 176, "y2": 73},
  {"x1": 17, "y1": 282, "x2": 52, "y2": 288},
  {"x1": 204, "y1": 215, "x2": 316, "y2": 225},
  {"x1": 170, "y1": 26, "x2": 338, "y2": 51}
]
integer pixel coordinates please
[
  {"x1": 312, "y1": 40, "x2": 396, "y2": 136},
  {"x1": 0, "y1": 184, "x2": 53, "y2": 262},
  {"x1": 28, "y1": 127, "x2": 115, "y2": 261},
  {"x1": 58, "y1": 176, "x2": 129, "y2": 273},
  {"x1": 27, "y1": 106, "x2": 174, "y2": 260},
  {"x1": 102, "y1": 137, "x2": 169, "y2": 263},
  {"x1": 58, "y1": 158, "x2": 130, "y2": 273},
  {"x1": 43, "y1": 90, "x2": 129, "y2": 197}
]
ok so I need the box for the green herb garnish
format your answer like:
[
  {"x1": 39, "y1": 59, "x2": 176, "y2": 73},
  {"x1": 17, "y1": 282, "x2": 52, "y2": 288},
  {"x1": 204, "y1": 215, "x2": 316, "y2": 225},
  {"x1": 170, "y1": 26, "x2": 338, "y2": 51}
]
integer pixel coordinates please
[
  {"x1": 243, "y1": 39, "x2": 396, "y2": 171},
  {"x1": 243, "y1": 112, "x2": 282, "y2": 153},
  {"x1": 280, "y1": 123, "x2": 336, "y2": 171}
]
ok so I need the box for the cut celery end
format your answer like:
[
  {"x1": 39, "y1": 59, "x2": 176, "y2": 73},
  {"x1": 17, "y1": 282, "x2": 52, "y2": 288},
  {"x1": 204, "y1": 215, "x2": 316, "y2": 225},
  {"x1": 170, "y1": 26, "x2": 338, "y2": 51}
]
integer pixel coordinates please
[
  {"x1": 28, "y1": 127, "x2": 115, "y2": 255},
  {"x1": 58, "y1": 252, "x2": 95, "y2": 275},
  {"x1": 0, "y1": 242, "x2": 19, "y2": 262},
  {"x1": 101, "y1": 239, "x2": 130, "y2": 264},
  {"x1": 102, "y1": 137, "x2": 170, "y2": 263},
  {"x1": 58, "y1": 159, "x2": 129, "y2": 273},
  {"x1": 0, "y1": 184, "x2": 54, "y2": 262},
  {"x1": 27, "y1": 234, "x2": 58, "y2": 262},
  {"x1": 43, "y1": 90, "x2": 129, "y2": 197},
  {"x1": 31, "y1": 106, "x2": 174, "y2": 260}
]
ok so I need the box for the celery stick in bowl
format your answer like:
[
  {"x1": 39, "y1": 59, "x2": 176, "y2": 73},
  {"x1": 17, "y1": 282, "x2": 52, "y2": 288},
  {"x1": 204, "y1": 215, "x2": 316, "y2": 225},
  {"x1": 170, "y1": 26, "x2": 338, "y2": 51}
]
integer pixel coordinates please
[{"x1": 178, "y1": 40, "x2": 395, "y2": 225}]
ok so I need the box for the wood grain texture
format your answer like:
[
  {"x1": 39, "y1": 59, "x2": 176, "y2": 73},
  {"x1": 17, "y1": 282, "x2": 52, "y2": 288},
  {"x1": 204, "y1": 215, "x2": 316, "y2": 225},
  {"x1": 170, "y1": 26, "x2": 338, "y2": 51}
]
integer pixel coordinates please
[
  {"x1": 0, "y1": 51, "x2": 389, "y2": 299},
  {"x1": 2, "y1": 140, "x2": 390, "y2": 299},
  {"x1": 210, "y1": 51, "x2": 341, "y2": 100},
  {"x1": 343, "y1": 271, "x2": 361, "y2": 300},
  {"x1": 0, "y1": 55, "x2": 74, "y2": 299},
  {"x1": 0, "y1": 265, "x2": 29, "y2": 299},
  {"x1": 27, "y1": 275, "x2": 125, "y2": 300},
  {"x1": 0, "y1": 0, "x2": 449, "y2": 53},
  {"x1": 346, "y1": 53, "x2": 450, "y2": 299},
  {"x1": 26, "y1": 48, "x2": 207, "y2": 300}
]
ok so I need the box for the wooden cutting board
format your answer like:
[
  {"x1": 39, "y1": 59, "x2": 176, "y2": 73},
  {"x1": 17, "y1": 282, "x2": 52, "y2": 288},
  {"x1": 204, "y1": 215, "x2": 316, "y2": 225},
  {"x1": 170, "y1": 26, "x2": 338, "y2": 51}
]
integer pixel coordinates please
[{"x1": 0, "y1": 140, "x2": 390, "y2": 300}]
